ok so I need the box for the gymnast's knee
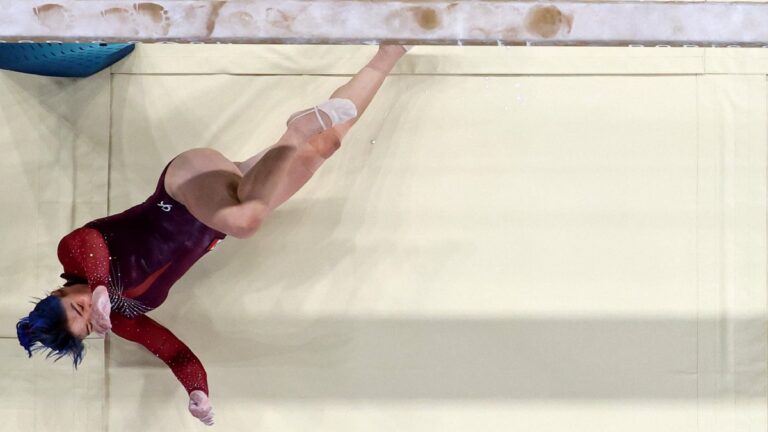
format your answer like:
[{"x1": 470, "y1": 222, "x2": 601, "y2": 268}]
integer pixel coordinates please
[
  {"x1": 310, "y1": 133, "x2": 342, "y2": 159},
  {"x1": 226, "y1": 201, "x2": 267, "y2": 239}
]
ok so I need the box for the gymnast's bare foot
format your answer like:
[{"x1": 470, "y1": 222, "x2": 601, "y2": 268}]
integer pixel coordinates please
[{"x1": 379, "y1": 44, "x2": 410, "y2": 57}]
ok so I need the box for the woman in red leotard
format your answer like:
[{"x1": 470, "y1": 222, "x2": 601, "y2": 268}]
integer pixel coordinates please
[{"x1": 16, "y1": 45, "x2": 409, "y2": 426}]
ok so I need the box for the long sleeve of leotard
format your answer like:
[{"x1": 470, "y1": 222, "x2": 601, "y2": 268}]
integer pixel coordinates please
[
  {"x1": 57, "y1": 227, "x2": 111, "y2": 290},
  {"x1": 110, "y1": 312, "x2": 209, "y2": 396}
]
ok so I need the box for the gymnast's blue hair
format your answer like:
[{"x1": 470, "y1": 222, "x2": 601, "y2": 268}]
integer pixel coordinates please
[{"x1": 16, "y1": 295, "x2": 85, "y2": 368}]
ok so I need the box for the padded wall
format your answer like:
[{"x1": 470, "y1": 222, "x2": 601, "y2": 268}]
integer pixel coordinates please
[{"x1": 2, "y1": 45, "x2": 767, "y2": 431}]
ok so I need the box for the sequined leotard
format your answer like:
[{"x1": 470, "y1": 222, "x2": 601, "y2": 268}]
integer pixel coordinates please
[{"x1": 57, "y1": 161, "x2": 226, "y2": 395}]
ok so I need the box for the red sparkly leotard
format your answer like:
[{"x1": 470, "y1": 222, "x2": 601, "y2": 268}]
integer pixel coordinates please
[{"x1": 57, "y1": 160, "x2": 226, "y2": 395}]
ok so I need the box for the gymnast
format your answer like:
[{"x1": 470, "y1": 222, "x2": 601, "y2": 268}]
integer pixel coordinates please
[{"x1": 16, "y1": 45, "x2": 409, "y2": 426}]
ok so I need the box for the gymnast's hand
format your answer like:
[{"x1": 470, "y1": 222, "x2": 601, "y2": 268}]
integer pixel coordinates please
[
  {"x1": 90, "y1": 285, "x2": 112, "y2": 336},
  {"x1": 189, "y1": 390, "x2": 214, "y2": 426}
]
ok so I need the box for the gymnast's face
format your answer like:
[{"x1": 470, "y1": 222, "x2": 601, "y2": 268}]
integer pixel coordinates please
[{"x1": 52, "y1": 284, "x2": 93, "y2": 339}]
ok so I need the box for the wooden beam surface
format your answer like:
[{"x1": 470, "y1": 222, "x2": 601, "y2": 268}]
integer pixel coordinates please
[{"x1": 0, "y1": 1, "x2": 766, "y2": 47}]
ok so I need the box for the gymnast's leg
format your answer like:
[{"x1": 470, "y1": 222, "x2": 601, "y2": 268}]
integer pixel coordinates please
[
  {"x1": 234, "y1": 44, "x2": 408, "y2": 210},
  {"x1": 165, "y1": 45, "x2": 407, "y2": 238}
]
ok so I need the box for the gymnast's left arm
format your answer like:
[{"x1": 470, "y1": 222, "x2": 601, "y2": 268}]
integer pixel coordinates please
[{"x1": 110, "y1": 313, "x2": 215, "y2": 426}]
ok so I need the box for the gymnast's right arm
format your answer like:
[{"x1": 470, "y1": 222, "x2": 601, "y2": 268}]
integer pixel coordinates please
[
  {"x1": 110, "y1": 313, "x2": 215, "y2": 426},
  {"x1": 57, "y1": 227, "x2": 110, "y2": 289}
]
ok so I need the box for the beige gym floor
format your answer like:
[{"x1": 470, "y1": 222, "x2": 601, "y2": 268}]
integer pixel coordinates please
[{"x1": 1, "y1": 45, "x2": 766, "y2": 431}]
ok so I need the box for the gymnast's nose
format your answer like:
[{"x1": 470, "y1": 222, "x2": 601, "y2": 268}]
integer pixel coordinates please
[{"x1": 82, "y1": 299, "x2": 92, "y2": 318}]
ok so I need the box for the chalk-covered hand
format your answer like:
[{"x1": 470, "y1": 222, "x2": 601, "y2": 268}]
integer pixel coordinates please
[
  {"x1": 90, "y1": 285, "x2": 112, "y2": 336},
  {"x1": 189, "y1": 390, "x2": 214, "y2": 426}
]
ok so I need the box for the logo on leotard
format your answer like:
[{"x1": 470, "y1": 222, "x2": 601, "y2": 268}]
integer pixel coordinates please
[{"x1": 157, "y1": 201, "x2": 172, "y2": 212}]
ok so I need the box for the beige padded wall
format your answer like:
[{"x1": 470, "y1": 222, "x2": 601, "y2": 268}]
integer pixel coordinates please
[
  {"x1": 0, "y1": 70, "x2": 109, "y2": 430},
  {"x1": 105, "y1": 45, "x2": 766, "y2": 431}
]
